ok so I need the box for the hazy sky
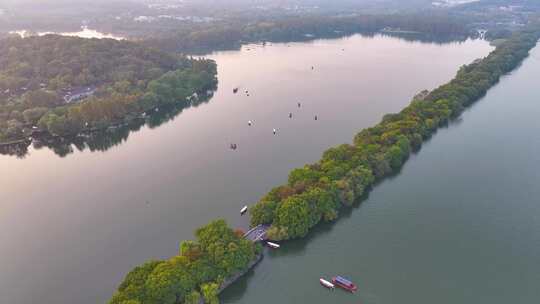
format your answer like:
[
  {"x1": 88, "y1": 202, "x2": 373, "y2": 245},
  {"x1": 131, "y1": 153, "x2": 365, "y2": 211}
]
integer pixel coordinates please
[{"x1": 0, "y1": 0, "x2": 430, "y2": 6}]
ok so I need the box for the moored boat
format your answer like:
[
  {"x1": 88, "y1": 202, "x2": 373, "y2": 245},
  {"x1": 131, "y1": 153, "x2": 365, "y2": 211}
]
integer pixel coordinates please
[
  {"x1": 240, "y1": 206, "x2": 248, "y2": 215},
  {"x1": 266, "y1": 241, "x2": 280, "y2": 249},
  {"x1": 319, "y1": 278, "x2": 335, "y2": 290},
  {"x1": 332, "y1": 276, "x2": 357, "y2": 293}
]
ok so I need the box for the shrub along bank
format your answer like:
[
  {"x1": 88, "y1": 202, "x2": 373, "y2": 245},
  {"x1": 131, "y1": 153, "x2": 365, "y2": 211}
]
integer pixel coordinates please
[{"x1": 109, "y1": 220, "x2": 261, "y2": 304}]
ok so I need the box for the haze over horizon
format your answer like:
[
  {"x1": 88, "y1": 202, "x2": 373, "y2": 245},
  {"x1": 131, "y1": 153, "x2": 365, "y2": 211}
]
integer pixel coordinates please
[{"x1": 1, "y1": 1, "x2": 540, "y2": 304}]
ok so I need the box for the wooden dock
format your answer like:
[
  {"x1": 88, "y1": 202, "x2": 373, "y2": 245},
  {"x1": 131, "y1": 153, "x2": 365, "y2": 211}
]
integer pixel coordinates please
[{"x1": 243, "y1": 224, "x2": 270, "y2": 242}]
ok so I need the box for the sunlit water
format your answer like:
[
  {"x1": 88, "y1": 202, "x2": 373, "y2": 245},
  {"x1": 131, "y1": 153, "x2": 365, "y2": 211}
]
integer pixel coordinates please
[
  {"x1": 9, "y1": 26, "x2": 125, "y2": 40},
  {"x1": 0, "y1": 35, "x2": 492, "y2": 304}
]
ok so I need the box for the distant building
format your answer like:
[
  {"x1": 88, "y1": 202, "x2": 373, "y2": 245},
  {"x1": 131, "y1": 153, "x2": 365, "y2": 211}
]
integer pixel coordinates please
[{"x1": 134, "y1": 16, "x2": 156, "y2": 23}]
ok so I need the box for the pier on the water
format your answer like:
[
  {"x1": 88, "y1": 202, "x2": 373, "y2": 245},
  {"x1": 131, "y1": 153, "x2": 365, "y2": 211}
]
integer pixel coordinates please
[{"x1": 243, "y1": 225, "x2": 270, "y2": 242}]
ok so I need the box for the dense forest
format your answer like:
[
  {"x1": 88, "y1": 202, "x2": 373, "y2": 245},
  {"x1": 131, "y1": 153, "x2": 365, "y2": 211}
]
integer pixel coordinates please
[
  {"x1": 248, "y1": 27, "x2": 540, "y2": 241},
  {"x1": 0, "y1": 1, "x2": 480, "y2": 39},
  {"x1": 142, "y1": 14, "x2": 472, "y2": 53},
  {"x1": 0, "y1": 35, "x2": 217, "y2": 143},
  {"x1": 109, "y1": 219, "x2": 261, "y2": 304}
]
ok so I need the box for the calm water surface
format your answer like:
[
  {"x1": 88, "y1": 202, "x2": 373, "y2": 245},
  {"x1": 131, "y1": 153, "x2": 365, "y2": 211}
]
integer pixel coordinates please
[
  {"x1": 10, "y1": 26, "x2": 125, "y2": 40},
  {"x1": 222, "y1": 45, "x2": 540, "y2": 304},
  {"x1": 0, "y1": 35, "x2": 492, "y2": 304}
]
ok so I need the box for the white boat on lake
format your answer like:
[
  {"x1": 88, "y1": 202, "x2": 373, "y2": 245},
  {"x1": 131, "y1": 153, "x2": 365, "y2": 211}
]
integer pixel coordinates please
[
  {"x1": 266, "y1": 241, "x2": 280, "y2": 249},
  {"x1": 240, "y1": 206, "x2": 248, "y2": 215},
  {"x1": 319, "y1": 278, "x2": 335, "y2": 290}
]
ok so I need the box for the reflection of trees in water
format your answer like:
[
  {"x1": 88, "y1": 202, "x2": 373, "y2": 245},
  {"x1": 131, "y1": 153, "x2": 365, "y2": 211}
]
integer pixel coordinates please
[
  {"x1": 378, "y1": 32, "x2": 469, "y2": 44},
  {"x1": 1, "y1": 90, "x2": 215, "y2": 158},
  {"x1": 282, "y1": 31, "x2": 469, "y2": 46},
  {"x1": 187, "y1": 31, "x2": 469, "y2": 55}
]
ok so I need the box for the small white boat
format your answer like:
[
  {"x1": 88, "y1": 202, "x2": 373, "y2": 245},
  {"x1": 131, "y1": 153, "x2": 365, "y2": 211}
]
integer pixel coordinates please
[
  {"x1": 248, "y1": 120, "x2": 253, "y2": 126},
  {"x1": 240, "y1": 206, "x2": 248, "y2": 215},
  {"x1": 273, "y1": 128, "x2": 277, "y2": 135},
  {"x1": 320, "y1": 278, "x2": 335, "y2": 290},
  {"x1": 266, "y1": 241, "x2": 280, "y2": 249}
]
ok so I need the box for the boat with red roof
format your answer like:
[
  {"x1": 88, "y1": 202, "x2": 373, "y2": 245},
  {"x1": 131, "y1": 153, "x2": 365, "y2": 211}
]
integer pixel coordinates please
[{"x1": 332, "y1": 276, "x2": 357, "y2": 293}]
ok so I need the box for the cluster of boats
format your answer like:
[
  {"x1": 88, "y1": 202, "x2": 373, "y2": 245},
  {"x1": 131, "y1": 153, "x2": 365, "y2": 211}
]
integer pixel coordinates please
[
  {"x1": 228, "y1": 94, "x2": 319, "y2": 150},
  {"x1": 233, "y1": 87, "x2": 250, "y2": 96},
  {"x1": 319, "y1": 276, "x2": 358, "y2": 293}
]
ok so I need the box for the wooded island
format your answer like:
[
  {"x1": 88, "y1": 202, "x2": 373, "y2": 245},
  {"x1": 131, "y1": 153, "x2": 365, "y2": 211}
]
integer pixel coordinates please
[
  {"x1": 0, "y1": 36, "x2": 217, "y2": 144},
  {"x1": 108, "y1": 26, "x2": 540, "y2": 304}
]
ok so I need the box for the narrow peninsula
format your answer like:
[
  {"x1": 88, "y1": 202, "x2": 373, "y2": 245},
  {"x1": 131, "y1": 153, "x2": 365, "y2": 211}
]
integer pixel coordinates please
[{"x1": 109, "y1": 27, "x2": 540, "y2": 304}]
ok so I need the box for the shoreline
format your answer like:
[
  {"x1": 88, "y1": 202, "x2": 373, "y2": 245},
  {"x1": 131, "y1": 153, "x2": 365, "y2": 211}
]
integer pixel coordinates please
[
  {"x1": 0, "y1": 90, "x2": 215, "y2": 151},
  {"x1": 207, "y1": 252, "x2": 264, "y2": 304},
  {"x1": 104, "y1": 27, "x2": 540, "y2": 304},
  {"x1": 211, "y1": 30, "x2": 540, "y2": 302},
  {"x1": 248, "y1": 29, "x2": 540, "y2": 242},
  {"x1": 219, "y1": 253, "x2": 264, "y2": 294}
]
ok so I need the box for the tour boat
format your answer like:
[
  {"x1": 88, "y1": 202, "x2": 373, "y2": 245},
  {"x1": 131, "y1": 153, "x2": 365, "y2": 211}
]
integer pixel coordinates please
[
  {"x1": 332, "y1": 276, "x2": 357, "y2": 293},
  {"x1": 319, "y1": 278, "x2": 335, "y2": 290},
  {"x1": 240, "y1": 206, "x2": 248, "y2": 215},
  {"x1": 266, "y1": 241, "x2": 280, "y2": 249}
]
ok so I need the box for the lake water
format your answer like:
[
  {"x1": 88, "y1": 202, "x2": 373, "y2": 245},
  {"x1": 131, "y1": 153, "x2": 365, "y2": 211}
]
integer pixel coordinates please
[
  {"x1": 9, "y1": 26, "x2": 125, "y2": 40},
  {"x1": 0, "y1": 35, "x2": 493, "y2": 304},
  {"x1": 222, "y1": 44, "x2": 540, "y2": 303}
]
